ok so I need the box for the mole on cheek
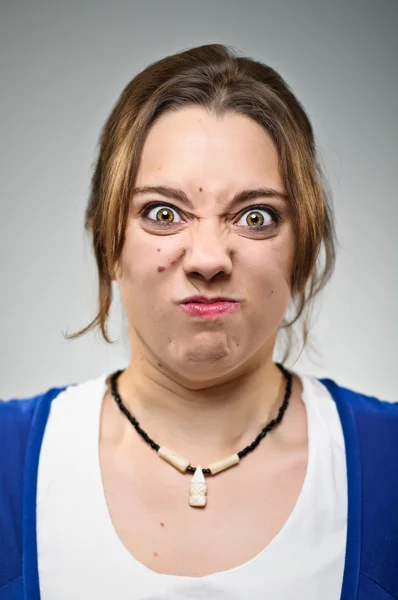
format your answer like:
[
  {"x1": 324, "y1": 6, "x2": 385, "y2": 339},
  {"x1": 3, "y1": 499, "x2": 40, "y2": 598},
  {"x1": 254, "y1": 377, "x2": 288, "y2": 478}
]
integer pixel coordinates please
[
  {"x1": 199, "y1": 187, "x2": 203, "y2": 192},
  {"x1": 157, "y1": 266, "x2": 166, "y2": 272},
  {"x1": 157, "y1": 248, "x2": 161, "y2": 252}
]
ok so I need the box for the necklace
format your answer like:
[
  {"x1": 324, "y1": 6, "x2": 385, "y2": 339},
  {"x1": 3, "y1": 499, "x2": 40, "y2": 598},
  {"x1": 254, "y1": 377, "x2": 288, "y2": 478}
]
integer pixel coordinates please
[{"x1": 109, "y1": 363, "x2": 292, "y2": 508}]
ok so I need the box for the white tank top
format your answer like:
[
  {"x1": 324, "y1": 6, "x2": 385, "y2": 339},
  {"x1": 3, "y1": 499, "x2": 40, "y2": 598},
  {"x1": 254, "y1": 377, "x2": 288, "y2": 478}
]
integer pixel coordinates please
[{"x1": 37, "y1": 372, "x2": 347, "y2": 599}]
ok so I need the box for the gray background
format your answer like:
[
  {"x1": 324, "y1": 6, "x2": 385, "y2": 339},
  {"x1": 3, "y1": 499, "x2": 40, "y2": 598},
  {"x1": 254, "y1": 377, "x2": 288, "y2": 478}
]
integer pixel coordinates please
[{"x1": 1, "y1": 0, "x2": 397, "y2": 400}]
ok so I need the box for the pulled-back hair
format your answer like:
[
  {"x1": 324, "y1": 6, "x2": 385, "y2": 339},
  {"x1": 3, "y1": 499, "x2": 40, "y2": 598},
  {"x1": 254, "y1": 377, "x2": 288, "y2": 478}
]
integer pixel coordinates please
[{"x1": 68, "y1": 43, "x2": 336, "y2": 362}]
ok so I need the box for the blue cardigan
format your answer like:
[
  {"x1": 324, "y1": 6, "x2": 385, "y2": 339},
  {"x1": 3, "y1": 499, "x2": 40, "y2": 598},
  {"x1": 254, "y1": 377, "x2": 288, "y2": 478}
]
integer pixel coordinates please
[{"x1": 0, "y1": 379, "x2": 397, "y2": 600}]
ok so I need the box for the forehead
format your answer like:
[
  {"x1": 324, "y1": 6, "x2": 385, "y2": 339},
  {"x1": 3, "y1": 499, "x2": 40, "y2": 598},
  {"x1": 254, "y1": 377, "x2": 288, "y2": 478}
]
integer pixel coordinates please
[{"x1": 135, "y1": 107, "x2": 284, "y2": 197}]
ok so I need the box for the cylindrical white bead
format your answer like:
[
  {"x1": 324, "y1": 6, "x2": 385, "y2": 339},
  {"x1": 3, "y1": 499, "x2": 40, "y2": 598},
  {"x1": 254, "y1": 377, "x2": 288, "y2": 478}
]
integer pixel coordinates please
[
  {"x1": 208, "y1": 453, "x2": 240, "y2": 475},
  {"x1": 158, "y1": 446, "x2": 190, "y2": 472}
]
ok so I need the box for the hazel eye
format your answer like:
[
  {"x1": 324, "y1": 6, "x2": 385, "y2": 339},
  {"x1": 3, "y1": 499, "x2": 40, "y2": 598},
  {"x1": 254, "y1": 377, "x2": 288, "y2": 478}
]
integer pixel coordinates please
[
  {"x1": 143, "y1": 204, "x2": 184, "y2": 225},
  {"x1": 235, "y1": 206, "x2": 278, "y2": 229}
]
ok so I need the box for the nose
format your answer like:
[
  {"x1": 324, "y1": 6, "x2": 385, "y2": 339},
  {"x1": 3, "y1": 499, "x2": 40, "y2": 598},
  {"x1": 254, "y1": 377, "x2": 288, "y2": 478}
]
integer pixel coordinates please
[{"x1": 182, "y1": 220, "x2": 233, "y2": 282}]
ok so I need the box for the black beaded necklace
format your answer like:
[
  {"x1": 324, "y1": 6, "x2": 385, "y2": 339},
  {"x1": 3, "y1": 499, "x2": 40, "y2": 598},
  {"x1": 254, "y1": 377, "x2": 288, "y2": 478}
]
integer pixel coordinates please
[{"x1": 109, "y1": 362, "x2": 293, "y2": 508}]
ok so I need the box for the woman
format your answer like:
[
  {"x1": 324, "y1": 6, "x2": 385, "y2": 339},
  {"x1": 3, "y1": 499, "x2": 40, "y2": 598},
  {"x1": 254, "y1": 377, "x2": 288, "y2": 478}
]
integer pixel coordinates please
[{"x1": 0, "y1": 44, "x2": 397, "y2": 600}]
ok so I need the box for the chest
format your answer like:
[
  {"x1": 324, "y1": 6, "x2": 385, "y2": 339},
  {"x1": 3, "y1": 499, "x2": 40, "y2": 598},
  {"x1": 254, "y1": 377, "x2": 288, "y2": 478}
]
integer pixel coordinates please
[{"x1": 99, "y1": 439, "x2": 308, "y2": 577}]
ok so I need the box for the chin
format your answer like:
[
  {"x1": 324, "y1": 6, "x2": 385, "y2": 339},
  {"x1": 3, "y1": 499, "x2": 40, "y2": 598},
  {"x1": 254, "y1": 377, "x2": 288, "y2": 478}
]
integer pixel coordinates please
[{"x1": 168, "y1": 341, "x2": 242, "y2": 378}]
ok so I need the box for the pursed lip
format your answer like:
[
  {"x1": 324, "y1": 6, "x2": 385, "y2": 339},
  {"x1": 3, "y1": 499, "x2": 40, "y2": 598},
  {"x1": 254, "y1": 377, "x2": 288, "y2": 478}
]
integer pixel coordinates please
[{"x1": 179, "y1": 295, "x2": 238, "y2": 304}]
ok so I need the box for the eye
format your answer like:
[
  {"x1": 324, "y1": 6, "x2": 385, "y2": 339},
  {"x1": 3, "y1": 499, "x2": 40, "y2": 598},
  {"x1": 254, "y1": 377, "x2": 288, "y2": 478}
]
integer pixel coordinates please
[
  {"x1": 140, "y1": 202, "x2": 281, "y2": 230},
  {"x1": 235, "y1": 205, "x2": 280, "y2": 230},
  {"x1": 141, "y1": 203, "x2": 184, "y2": 226}
]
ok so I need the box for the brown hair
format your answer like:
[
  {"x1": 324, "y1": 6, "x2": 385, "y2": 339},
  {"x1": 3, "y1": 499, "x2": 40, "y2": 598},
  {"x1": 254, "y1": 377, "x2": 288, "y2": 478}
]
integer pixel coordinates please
[{"x1": 67, "y1": 43, "x2": 336, "y2": 362}]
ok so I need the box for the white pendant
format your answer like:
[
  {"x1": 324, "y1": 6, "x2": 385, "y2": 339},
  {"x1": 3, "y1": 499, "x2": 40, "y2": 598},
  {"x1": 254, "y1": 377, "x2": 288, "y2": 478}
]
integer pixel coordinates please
[{"x1": 189, "y1": 465, "x2": 207, "y2": 508}]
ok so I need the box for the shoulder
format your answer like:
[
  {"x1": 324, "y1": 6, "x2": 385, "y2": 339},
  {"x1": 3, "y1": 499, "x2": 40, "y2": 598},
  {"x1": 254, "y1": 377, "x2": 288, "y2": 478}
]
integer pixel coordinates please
[
  {"x1": 0, "y1": 372, "x2": 109, "y2": 434},
  {"x1": 0, "y1": 386, "x2": 67, "y2": 432},
  {"x1": 319, "y1": 377, "x2": 398, "y2": 416},
  {"x1": 319, "y1": 377, "x2": 398, "y2": 454},
  {"x1": 0, "y1": 386, "x2": 68, "y2": 479},
  {"x1": 298, "y1": 372, "x2": 398, "y2": 435},
  {"x1": 0, "y1": 385, "x2": 70, "y2": 490}
]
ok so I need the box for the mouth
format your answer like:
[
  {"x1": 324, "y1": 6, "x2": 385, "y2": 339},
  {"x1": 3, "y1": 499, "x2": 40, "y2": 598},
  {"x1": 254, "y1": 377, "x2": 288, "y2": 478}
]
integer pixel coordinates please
[
  {"x1": 180, "y1": 295, "x2": 238, "y2": 304},
  {"x1": 179, "y1": 297, "x2": 241, "y2": 318}
]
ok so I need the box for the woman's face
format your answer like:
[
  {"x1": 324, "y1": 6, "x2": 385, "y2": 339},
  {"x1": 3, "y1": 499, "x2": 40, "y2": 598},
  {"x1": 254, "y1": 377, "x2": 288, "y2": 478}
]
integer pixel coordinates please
[{"x1": 116, "y1": 107, "x2": 295, "y2": 384}]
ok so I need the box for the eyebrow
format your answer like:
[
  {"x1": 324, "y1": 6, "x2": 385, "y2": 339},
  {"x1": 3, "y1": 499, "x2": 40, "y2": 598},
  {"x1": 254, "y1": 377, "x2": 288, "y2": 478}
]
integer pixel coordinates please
[{"x1": 131, "y1": 185, "x2": 288, "y2": 211}]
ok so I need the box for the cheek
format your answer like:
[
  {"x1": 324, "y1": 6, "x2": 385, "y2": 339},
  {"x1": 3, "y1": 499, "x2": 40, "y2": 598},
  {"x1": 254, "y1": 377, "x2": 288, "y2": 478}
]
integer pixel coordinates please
[
  {"x1": 242, "y1": 237, "x2": 294, "y2": 328},
  {"x1": 116, "y1": 235, "x2": 152, "y2": 305},
  {"x1": 270, "y1": 226, "x2": 295, "y2": 290},
  {"x1": 117, "y1": 230, "x2": 177, "y2": 305},
  {"x1": 247, "y1": 236, "x2": 294, "y2": 292}
]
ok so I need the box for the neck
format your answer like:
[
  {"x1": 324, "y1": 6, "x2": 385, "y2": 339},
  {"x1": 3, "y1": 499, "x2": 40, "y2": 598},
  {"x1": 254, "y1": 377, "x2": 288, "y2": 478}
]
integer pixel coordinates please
[{"x1": 111, "y1": 346, "x2": 287, "y2": 465}]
